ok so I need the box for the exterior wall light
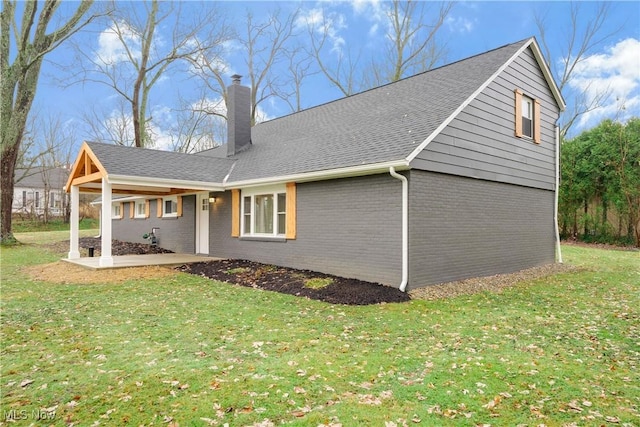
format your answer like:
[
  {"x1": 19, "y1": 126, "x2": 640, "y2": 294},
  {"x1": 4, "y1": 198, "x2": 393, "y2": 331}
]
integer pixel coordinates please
[{"x1": 208, "y1": 197, "x2": 216, "y2": 204}]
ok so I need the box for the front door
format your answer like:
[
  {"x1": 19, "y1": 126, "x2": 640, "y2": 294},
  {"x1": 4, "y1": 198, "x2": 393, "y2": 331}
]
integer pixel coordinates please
[{"x1": 196, "y1": 193, "x2": 209, "y2": 254}]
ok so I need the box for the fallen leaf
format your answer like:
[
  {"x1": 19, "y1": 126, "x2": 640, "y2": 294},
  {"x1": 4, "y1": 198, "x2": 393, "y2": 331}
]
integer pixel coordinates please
[{"x1": 20, "y1": 379, "x2": 34, "y2": 388}]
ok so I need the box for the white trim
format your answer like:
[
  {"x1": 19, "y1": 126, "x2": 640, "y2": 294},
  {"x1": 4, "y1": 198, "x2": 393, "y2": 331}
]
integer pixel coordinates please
[
  {"x1": 111, "y1": 203, "x2": 122, "y2": 219},
  {"x1": 100, "y1": 178, "x2": 114, "y2": 267},
  {"x1": 240, "y1": 184, "x2": 287, "y2": 237},
  {"x1": 162, "y1": 196, "x2": 178, "y2": 217},
  {"x1": 528, "y1": 39, "x2": 566, "y2": 111},
  {"x1": 406, "y1": 38, "x2": 565, "y2": 164},
  {"x1": 91, "y1": 195, "x2": 146, "y2": 205},
  {"x1": 107, "y1": 174, "x2": 225, "y2": 192},
  {"x1": 196, "y1": 192, "x2": 210, "y2": 255},
  {"x1": 134, "y1": 200, "x2": 147, "y2": 218},
  {"x1": 68, "y1": 186, "x2": 80, "y2": 259},
  {"x1": 227, "y1": 160, "x2": 409, "y2": 189},
  {"x1": 554, "y1": 125, "x2": 563, "y2": 264},
  {"x1": 389, "y1": 167, "x2": 409, "y2": 292}
]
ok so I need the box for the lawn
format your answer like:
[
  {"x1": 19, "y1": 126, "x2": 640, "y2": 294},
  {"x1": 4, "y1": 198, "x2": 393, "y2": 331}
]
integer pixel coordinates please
[{"x1": 1, "y1": 234, "x2": 638, "y2": 426}]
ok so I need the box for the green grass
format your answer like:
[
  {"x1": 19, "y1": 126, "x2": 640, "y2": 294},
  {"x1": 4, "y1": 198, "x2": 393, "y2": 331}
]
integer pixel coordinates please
[
  {"x1": 304, "y1": 277, "x2": 334, "y2": 289},
  {"x1": 1, "y1": 237, "x2": 638, "y2": 426},
  {"x1": 10, "y1": 218, "x2": 98, "y2": 234}
]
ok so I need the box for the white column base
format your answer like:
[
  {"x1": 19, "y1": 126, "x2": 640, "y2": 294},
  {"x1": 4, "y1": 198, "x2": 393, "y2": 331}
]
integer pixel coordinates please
[{"x1": 68, "y1": 250, "x2": 81, "y2": 260}]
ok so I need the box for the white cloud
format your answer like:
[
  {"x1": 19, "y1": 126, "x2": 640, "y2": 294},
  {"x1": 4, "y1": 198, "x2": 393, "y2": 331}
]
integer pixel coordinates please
[
  {"x1": 567, "y1": 38, "x2": 640, "y2": 129},
  {"x1": 297, "y1": 7, "x2": 346, "y2": 54},
  {"x1": 96, "y1": 20, "x2": 141, "y2": 65},
  {"x1": 445, "y1": 15, "x2": 475, "y2": 34}
]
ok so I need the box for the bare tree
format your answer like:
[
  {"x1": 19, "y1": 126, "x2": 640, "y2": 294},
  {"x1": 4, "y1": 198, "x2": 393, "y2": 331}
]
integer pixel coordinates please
[
  {"x1": 369, "y1": 0, "x2": 452, "y2": 87},
  {"x1": 306, "y1": 7, "x2": 361, "y2": 97},
  {"x1": 169, "y1": 94, "x2": 227, "y2": 153},
  {"x1": 82, "y1": 99, "x2": 135, "y2": 146},
  {"x1": 536, "y1": 2, "x2": 623, "y2": 138},
  {"x1": 37, "y1": 113, "x2": 77, "y2": 223},
  {"x1": 71, "y1": 0, "x2": 231, "y2": 148},
  {"x1": 308, "y1": 0, "x2": 452, "y2": 96},
  {"x1": 1, "y1": 0, "x2": 97, "y2": 244},
  {"x1": 277, "y1": 45, "x2": 318, "y2": 113},
  {"x1": 190, "y1": 7, "x2": 302, "y2": 126}
]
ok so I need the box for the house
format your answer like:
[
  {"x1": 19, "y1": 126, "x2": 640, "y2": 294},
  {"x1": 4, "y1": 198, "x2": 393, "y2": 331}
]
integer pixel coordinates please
[
  {"x1": 12, "y1": 167, "x2": 69, "y2": 218},
  {"x1": 65, "y1": 37, "x2": 565, "y2": 291}
]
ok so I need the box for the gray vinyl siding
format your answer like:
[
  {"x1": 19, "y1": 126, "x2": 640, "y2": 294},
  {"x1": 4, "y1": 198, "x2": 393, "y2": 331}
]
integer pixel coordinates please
[
  {"x1": 111, "y1": 196, "x2": 196, "y2": 254},
  {"x1": 411, "y1": 47, "x2": 561, "y2": 191},
  {"x1": 408, "y1": 170, "x2": 555, "y2": 289},
  {"x1": 209, "y1": 174, "x2": 403, "y2": 286}
]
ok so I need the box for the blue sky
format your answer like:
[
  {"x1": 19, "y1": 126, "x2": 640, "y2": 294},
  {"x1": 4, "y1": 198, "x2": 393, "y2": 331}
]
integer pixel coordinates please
[{"x1": 30, "y1": 1, "x2": 640, "y2": 152}]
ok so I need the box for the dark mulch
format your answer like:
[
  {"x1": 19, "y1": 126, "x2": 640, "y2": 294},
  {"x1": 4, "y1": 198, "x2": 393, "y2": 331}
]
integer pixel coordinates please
[
  {"x1": 66, "y1": 239, "x2": 408, "y2": 305},
  {"x1": 178, "y1": 259, "x2": 411, "y2": 306},
  {"x1": 77, "y1": 237, "x2": 174, "y2": 256}
]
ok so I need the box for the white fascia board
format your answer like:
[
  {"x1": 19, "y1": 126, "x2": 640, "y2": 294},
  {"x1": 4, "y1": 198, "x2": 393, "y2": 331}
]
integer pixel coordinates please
[
  {"x1": 406, "y1": 38, "x2": 561, "y2": 164},
  {"x1": 90, "y1": 195, "x2": 143, "y2": 206},
  {"x1": 225, "y1": 160, "x2": 410, "y2": 189},
  {"x1": 107, "y1": 174, "x2": 225, "y2": 192},
  {"x1": 528, "y1": 39, "x2": 566, "y2": 111}
]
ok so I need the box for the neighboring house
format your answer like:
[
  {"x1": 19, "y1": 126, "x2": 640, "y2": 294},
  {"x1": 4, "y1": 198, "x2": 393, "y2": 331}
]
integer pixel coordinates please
[
  {"x1": 65, "y1": 37, "x2": 565, "y2": 291},
  {"x1": 12, "y1": 167, "x2": 69, "y2": 217}
]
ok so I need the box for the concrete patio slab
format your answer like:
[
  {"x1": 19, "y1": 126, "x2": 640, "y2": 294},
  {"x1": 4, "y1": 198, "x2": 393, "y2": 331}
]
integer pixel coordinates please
[{"x1": 62, "y1": 254, "x2": 219, "y2": 270}]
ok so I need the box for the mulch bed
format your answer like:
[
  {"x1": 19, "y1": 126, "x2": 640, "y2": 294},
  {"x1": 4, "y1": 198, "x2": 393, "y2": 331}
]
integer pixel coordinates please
[
  {"x1": 55, "y1": 238, "x2": 409, "y2": 305},
  {"x1": 78, "y1": 237, "x2": 174, "y2": 256},
  {"x1": 177, "y1": 259, "x2": 411, "y2": 306}
]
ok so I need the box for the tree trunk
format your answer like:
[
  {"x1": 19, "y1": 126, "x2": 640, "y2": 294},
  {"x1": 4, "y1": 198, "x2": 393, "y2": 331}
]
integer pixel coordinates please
[{"x1": 0, "y1": 144, "x2": 19, "y2": 243}]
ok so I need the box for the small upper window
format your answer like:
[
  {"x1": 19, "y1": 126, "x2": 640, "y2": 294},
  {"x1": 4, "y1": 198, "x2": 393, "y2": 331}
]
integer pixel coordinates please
[
  {"x1": 135, "y1": 200, "x2": 146, "y2": 218},
  {"x1": 515, "y1": 89, "x2": 541, "y2": 144},
  {"x1": 112, "y1": 203, "x2": 122, "y2": 219},
  {"x1": 521, "y1": 96, "x2": 533, "y2": 139},
  {"x1": 164, "y1": 197, "x2": 178, "y2": 217}
]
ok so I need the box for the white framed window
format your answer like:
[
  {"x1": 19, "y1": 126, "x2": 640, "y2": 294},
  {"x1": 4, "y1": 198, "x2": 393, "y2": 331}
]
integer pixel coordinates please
[
  {"x1": 241, "y1": 185, "x2": 287, "y2": 236},
  {"x1": 163, "y1": 196, "x2": 178, "y2": 217},
  {"x1": 112, "y1": 203, "x2": 122, "y2": 219},
  {"x1": 521, "y1": 95, "x2": 533, "y2": 138},
  {"x1": 135, "y1": 200, "x2": 147, "y2": 218}
]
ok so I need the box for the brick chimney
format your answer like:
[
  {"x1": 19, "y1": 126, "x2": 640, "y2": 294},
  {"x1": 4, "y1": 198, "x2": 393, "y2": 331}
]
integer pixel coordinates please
[{"x1": 227, "y1": 74, "x2": 251, "y2": 156}]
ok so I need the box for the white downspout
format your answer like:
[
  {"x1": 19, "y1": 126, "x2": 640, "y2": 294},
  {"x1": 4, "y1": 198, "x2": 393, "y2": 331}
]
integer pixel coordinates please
[
  {"x1": 554, "y1": 126, "x2": 563, "y2": 263},
  {"x1": 389, "y1": 167, "x2": 409, "y2": 292}
]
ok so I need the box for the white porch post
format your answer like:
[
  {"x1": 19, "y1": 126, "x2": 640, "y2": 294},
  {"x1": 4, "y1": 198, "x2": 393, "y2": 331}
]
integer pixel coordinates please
[
  {"x1": 99, "y1": 178, "x2": 114, "y2": 267},
  {"x1": 68, "y1": 185, "x2": 80, "y2": 259}
]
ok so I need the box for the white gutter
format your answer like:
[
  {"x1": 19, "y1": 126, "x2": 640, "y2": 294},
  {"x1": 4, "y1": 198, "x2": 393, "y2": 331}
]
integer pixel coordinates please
[
  {"x1": 554, "y1": 125, "x2": 563, "y2": 263},
  {"x1": 389, "y1": 167, "x2": 409, "y2": 292},
  {"x1": 228, "y1": 160, "x2": 409, "y2": 189}
]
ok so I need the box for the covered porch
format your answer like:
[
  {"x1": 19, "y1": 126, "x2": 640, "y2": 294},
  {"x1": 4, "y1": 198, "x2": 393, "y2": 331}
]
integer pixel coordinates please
[{"x1": 65, "y1": 142, "x2": 227, "y2": 267}]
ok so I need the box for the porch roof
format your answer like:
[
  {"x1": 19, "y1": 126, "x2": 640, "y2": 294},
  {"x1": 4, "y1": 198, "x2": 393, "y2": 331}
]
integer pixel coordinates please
[{"x1": 66, "y1": 141, "x2": 233, "y2": 195}]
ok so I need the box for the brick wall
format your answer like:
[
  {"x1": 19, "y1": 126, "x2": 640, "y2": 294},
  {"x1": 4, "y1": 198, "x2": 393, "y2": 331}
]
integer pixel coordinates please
[
  {"x1": 408, "y1": 170, "x2": 555, "y2": 289},
  {"x1": 209, "y1": 173, "x2": 404, "y2": 286},
  {"x1": 112, "y1": 195, "x2": 196, "y2": 254}
]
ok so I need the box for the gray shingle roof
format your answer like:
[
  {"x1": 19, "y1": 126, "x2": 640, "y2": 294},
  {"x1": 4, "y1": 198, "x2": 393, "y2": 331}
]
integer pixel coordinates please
[
  {"x1": 86, "y1": 141, "x2": 235, "y2": 183},
  {"x1": 85, "y1": 39, "x2": 529, "y2": 186},
  {"x1": 15, "y1": 168, "x2": 69, "y2": 189},
  {"x1": 225, "y1": 39, "x2": 527, "y2": 183}
]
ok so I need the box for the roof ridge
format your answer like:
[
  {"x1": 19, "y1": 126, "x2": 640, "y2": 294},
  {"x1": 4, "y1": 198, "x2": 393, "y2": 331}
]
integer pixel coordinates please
[{"x1": 255, "y1": 37, "x2": 533, "y2": 127}]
